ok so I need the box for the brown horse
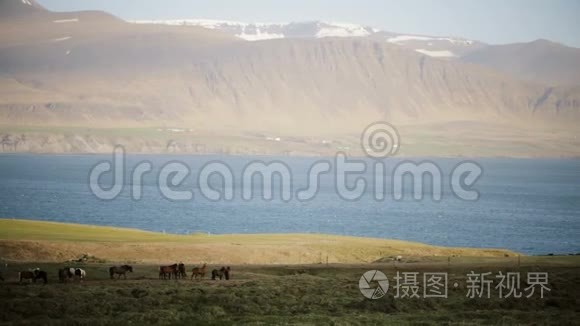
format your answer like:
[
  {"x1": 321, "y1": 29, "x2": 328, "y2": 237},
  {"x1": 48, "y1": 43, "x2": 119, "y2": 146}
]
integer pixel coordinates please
[
  {"x1": 19, "y1": 269, "x2": 47, "y2": 284},
  {"x1": 211, "y1": 266, "x2": 231, "y2": 280},
  {"x1": 190, "y1": 263, "x2": 207, "y2": 280},
  {"x1": 176, "y1": 263, "x2": 187, "y2": 279},
  {"x1": 34, "y1": 270, "x2": 48, "y2": 284},
  {"x1": 58, "y1": 268, "x2": 73, "y2": 283},
  {"x1": 159, "y1": 264, "x2": 178, "y2": 280},
  {"x1": 19, "y1": 271, "x2": 36, "y2": 283},
  {"x1": 109, "y1": 265, "x2": 133, "y2": 280}
]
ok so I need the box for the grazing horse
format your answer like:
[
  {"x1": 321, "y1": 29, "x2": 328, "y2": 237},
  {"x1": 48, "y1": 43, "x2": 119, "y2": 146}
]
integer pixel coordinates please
[
  {"x1": 159, "y1": 264, "x2": 178, "y2": 280},
  {"x1": 19, "y1": 268, "x2": 48, "y2": 284},
  {"x1": 109, "y1": 265, "x2": 133, "y2": 280},
  {"x1": 176, "y1": 263, "x2": 187, "y2": 279},
  {"x1": 19, "y1": 270, "x2": 36, "y2": 283},
  {"x1": 58, "y1": 268, "x2": 73, "y2": 283},
  {"x1": 190, "y1": 263, "x2": 207, "y2": 280},
  {"x1": 74, "y1": 268, "x2": 86, "y2": 281},
  {"x1": 63, "y1": 267, "x2": 81, "y2": 281},
  {"x1": 34, "y1": 270, "x2": 48, "y2": 284},
  {"x1": 211, "y1": 266, "x2": 231, "y2": 280}
]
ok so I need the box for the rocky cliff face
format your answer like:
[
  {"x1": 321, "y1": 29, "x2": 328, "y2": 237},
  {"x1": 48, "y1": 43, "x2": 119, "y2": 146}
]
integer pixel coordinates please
[{"x1": 461, "y1": 39, "x2": 580, "y2": 87}]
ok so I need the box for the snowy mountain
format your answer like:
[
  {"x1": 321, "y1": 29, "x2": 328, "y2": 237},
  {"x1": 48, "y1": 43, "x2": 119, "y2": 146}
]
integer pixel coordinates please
[
  {"x1": 130, "y1": 19, "x2": 485, "y2": 57},
  {"x1": 381, "y1": 34, "x2": 483, "y2": 57},
  {"x1": 2, "y1": 1, "x2": 579, "y2": 156},
  {"x1": 131, "y1": 20, "x2": 375, "y2": 40},
  {"x1": 0, "y1": 0, "x2": 45, "y2": 16}
]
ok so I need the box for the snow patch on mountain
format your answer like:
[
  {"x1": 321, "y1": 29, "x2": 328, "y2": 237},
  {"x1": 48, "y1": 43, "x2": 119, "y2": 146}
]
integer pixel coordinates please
[
  {"x1": 415, "y1": 49, "x2": 457, "y2": 58},
  {"x1": 131, "y1": 19, "x2": 375, "y2": 40},
  {"x1": 239, "y1": 32, "x2": 285, "y2": 41},
  {"x1": 316, "y1": 22, "x2": 372, "y2": 38},
  {"x1": 50, "y1": 36, "x2": 71, "y2": 42},
  {"x1": 388, "y1": 35, "x2": 474, "y2": 45},
  {"x1": 129, "y1": 19, "x2": 483, "y2": 56},
  {"x1": 53, "y1": 18, "x2": 79, "y2": 23}
]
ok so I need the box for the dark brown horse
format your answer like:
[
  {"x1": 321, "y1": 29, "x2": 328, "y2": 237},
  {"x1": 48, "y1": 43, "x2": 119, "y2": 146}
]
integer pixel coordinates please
[
  {"x1": 34, "y1": 270, "x2": 48, "y2": 284},
  {"x1": 58, "y1": 268, "x2": 73, "y2": 283},
  {"x1": 19, "y1": 269, "x2": 47, "y2": 284},
  {"x1": 159, "y1": 264, "x2": 178, "y2": 280},
  {"x1": 19, "y1": 270, "x2": 36, "y2": 283},
  {"x1": 190, "y1": 263, "x2": 207, "y2": 280},
  {"x1": 211, "y1": 266, "x2": 231, "y2": 280},
  {"x1": 109, "y1": 265, "x2": 133, "y2": 280},
  {"x1": 176, "y1": 263, "x2": 187, "y2": 279}
]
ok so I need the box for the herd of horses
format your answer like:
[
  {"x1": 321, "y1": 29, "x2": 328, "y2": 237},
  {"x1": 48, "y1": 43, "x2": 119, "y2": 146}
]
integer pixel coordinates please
[
  {"x1": 18, "y1": 268, "x2": 49, "y2": 284},
  {"x1": 10, "y1": 263, "x2": 231, "y2": 284},
  {"x1": 158, "y1": 263, "x2": 231, "y2": 280},
  {"x1": 17, "y1": 267, "x2": 87, "y2": 284}
]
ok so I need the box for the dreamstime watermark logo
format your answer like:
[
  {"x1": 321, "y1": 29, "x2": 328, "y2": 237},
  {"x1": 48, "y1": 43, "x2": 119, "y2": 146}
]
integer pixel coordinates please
[
  {"x1": 88, "y1": 122, "x2": 483, "y2": 202},
  {"x1": 359, "y1": 270, "x2": 390, "y2": 299},
  {"x1": 361, "y1": 121, "x2": 400, "y2": 158}
]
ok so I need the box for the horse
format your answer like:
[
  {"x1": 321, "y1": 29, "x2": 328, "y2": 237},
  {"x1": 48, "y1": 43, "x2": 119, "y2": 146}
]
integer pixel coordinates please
[
  {"x1": 176, "y1": 263, "x2": 187, "y2": 279},
  {"x1": 58, "y1": 268, "x2": 73, "y2": 283},
  {"x1": 61, "y1": 267, "x2": 84, "y2": 282},
  {"x1": 63, "y1": 268, "x2": 77, "y2": 280},
  {"x1": 19, "y1": 268, "x2": 48, "y2": 284},
  {"x1": 34, "y1": 269, "x2": 48, "y2": 284},
  {"x1": 159, "y1": 264, "x2": 178, "y2": 280},
  {"x1": 74, "y1": 268, "x2": 86, "y2": 281},
  {"x1": 109, "y1": 265, "x2": 133, "y2": 280},
  {"x1": 211, "y1": 266, "x2": 231, "y2": 280},
  {"x1": 19, "y1": 270, "x2": 36, "y2": 283},
  {"x1": 190, "y1": 263, "x2": 207, "y2": 280}
]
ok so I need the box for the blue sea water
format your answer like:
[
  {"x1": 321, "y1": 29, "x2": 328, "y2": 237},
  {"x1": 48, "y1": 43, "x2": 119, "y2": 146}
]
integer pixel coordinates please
[{"x1": 0, "y1": 154, "x2": 578, "y2": 255}]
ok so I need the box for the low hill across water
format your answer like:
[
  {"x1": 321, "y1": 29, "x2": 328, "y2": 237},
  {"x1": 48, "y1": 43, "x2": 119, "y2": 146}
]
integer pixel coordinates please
[{"x1": 0, "y1": 219, "x2": 515, "y2": 264}]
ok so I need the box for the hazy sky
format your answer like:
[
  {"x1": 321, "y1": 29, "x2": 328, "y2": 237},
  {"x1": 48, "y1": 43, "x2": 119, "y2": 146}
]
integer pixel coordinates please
[{"x1": 38, "y1": 0, "x2": 580, "y2": 47}]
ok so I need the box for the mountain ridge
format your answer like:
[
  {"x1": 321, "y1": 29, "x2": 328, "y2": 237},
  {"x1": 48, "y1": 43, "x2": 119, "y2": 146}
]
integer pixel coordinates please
[
  {"x1": 130, "y1": 19, "x2": 487, "y2": 58},
  {"x1": 462, "y1": 39, "x2": 580, "y2": 86}
]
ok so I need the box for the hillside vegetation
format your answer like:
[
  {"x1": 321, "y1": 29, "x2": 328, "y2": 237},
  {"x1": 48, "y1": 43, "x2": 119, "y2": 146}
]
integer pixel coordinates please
[{"x1": 0, "y1": 219, "x2": 516, "y2": 264}]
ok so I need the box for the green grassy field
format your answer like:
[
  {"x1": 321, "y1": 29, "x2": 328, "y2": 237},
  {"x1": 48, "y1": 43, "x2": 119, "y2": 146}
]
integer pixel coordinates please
[
  {"x1": 0, "y1": 259, "x2": 578, "y2": 325},
  {"x1": 0, "y1": 218, "x2": 188, "y2": 242},
  {"x1": 0, "y1": 219, "x2": 516, "y2": 264},
  {"x1": 0, "y1": 219, "x2": 579, "y2": 324}
]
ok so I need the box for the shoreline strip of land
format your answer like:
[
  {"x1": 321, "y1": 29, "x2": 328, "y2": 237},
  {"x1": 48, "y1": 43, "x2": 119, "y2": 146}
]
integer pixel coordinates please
[{"x1": 0, "y1": 218, "x2": 517, "y2": 264}]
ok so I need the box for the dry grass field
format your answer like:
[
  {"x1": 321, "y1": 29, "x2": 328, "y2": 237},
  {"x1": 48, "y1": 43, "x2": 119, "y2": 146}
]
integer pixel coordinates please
[{"x1": 0, "y1": 219, "x2": 515, "y2": 264}]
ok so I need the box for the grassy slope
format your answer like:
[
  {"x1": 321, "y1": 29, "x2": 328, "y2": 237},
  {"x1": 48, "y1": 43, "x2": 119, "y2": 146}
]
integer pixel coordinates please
[{"x1": 0, "y1": 219, "x2": 516, "y2": 264}]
